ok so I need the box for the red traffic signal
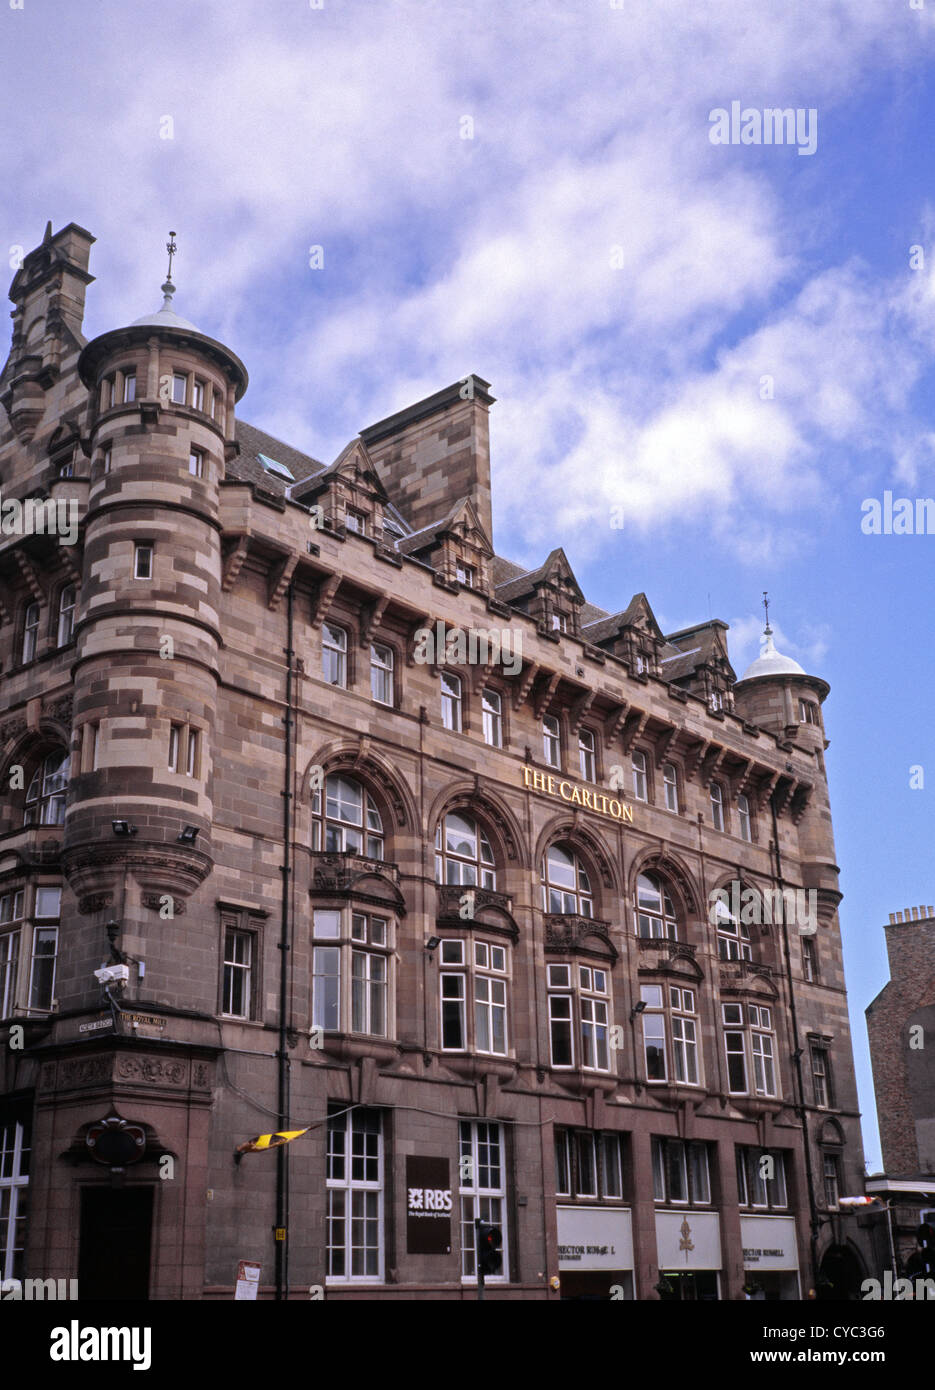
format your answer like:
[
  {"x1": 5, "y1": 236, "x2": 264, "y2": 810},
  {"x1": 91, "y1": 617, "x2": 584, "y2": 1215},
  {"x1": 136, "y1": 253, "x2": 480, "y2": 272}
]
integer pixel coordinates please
[{"x1": 476, "y1": 1222, "x2": 503, "y2": 1276}]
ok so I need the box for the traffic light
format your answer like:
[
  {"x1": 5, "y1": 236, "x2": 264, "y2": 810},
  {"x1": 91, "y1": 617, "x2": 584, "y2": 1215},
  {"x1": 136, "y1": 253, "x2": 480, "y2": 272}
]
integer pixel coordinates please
[{"x1": 476, "y1": 1222, "x2": 502, "y2": 1276}]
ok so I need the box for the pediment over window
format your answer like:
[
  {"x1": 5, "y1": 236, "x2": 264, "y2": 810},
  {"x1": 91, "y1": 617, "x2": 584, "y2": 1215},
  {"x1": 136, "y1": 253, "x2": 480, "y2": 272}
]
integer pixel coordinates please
[
  {"x1": 290, "y1": 436, "x2": 389, "y2": 537},
  {"x1": 659, "y1": 619, "x2": 737, "y2": 705},
  {"x1": 495, "y1": 547, "x2": 585, "y2": 634},
  {"x1": 582, "y1": 592, "x2": 665, "y2": 672},
  {"x1": 396, "y1": 496, "x2": 493, "y2": 588}
]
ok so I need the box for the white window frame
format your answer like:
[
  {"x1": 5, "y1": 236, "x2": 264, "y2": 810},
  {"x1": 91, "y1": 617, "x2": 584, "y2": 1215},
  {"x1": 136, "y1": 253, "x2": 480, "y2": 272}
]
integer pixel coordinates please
[
  {"x1": 635, "y1": 873, "x2": 678, "y2": 940},
  {"x1": 134, "y1": 543, "x2": 153, "y2": 579},
  {"x1": 631, "y1": 749, "x2": 648, "y2": 802},
  {"x1": 0, "y1": 924, "x2": 21, "y2": 1018},
  {"x1": 542, "y1": 714, "x2": 561, "y2": 768},
  {"x1": 482, "y1": 689, "x2": 502, "y2": 748},
  {"x1": 663, "y1": 762, "x2": 678, "y2": 812},
  {"x1": 441, "y1": 672, "x2": 463, "y2": 732},
  {"x1": 312, "y1": 909, "x2": 392, "y2": 1038},
  {"x1": 122, "y1": 372, "x2": 136, "y2": 404},
  {"x1": 56, "y1": 585, "x2": 77, "y2": 647},
  {"x1": 541, "y1": 843, "x2": 593, "y2": 917},
  {"x1": 326, "y1": 1107, "x2": 384, "y2": 1283},
  {"x1": 188, "y1": 447, "x2": 204, "y2": 478},
  {"x1": 435, "y1": 812, "x2": 496, "y2": 889},
  {"x1": 578, "y1": 728, "x2": 596, "y2": 781},
  {"x1": 710, "y1": 781, "x2": 725, "y2": 831},
  {"x1": 459, "y1": 1120, "x2": 507, "y2": 1283},
  {"x1": 22, "y1": 602, "x2": 40, "y2": 664},
  {"x1": 0, "y1": 1120, "x2": 30, "y2": 1281},
  {"x1": 322, "y1": 623, "x2": 347, "y2": 688},
  {"x1": 313, "y1": 775, "x2": 384, "y2": 859},
  {"x1": 370, "y1": 643, "x2": 394, "y2": 706},
  {"x1": 186, "y1": 727, "x2": 200, "y2": 778},
  {"x1": 547, "y1": 962, "x2": 610, "y2": 1072},
  {"x1": 222, "y1": 926, "x2": 253, "y2": 1018},
  {"x1": 28, "y1": 924, "x2": 57, "y2": 1012},
  {"x1": 811, "y1": 1044, "x2": 832, "y2": 1108},
  {"x1": 171, "y1": 372, "x2": 187, "y2": 405},
  {"x1": 737, "y1": 793, "x2": 752, "y2": 842}
]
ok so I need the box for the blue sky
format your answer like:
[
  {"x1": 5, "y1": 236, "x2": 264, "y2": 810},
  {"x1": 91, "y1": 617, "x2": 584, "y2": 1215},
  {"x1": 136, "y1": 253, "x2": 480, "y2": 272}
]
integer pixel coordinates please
[{"x1": 4, "y1": 0, "x2": 935, "y2": 1170}]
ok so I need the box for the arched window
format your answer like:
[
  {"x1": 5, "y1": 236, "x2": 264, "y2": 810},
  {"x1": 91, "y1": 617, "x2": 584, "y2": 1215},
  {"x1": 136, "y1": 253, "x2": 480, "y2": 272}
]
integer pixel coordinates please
[
  {"x1": 635, "y1": 872, "x2": 678, "y2": 939},
  {"x1": 312, "y1": 775, "x2": 383, "y2": 859},
  {"x1": 541, "y1": 843, "x2": 593, "y2": 917},
  {"x1": 24, "y1": 750, "x2": 69, "y2": 827},
  {"x1": 435, "y1": 811, "x2": 496, "y2": 888}
]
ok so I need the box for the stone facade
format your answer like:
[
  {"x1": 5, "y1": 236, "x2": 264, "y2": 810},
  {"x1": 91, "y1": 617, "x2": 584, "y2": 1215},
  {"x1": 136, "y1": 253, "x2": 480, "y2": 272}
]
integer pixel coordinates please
[
  {"x1": 867, "y1": 906, "x2": 935, "y2": 1175},
  {"x1": 0, "y1": 224, "x2": 874, "y2": 1300}
]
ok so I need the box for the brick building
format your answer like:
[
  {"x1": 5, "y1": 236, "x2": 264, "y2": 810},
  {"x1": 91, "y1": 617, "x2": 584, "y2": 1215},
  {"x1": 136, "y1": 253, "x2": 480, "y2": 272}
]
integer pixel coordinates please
[
  {"x1": 864, "y1": 905, "x2": 935, "y2": 1277},
  {"x1": 0, "y1": 222, "x2": 874, "y2": 1300}
]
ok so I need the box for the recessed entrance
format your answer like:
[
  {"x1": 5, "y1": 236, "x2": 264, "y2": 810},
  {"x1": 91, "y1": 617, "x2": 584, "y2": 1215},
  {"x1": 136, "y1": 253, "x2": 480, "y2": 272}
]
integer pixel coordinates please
[
  {"x1": 78, "y1": 1186, "x2": 153, "y2": 1300},
  {"x1": 658, "y1": 1270, "x2": 720, "y2": 1300}
]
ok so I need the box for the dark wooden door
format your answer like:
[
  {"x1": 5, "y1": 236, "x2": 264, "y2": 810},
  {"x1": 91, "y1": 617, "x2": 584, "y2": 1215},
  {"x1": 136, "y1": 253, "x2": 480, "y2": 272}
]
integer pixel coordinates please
[{"x1": 78, "y1": 1186, "x2": 153, "y2": 1300}]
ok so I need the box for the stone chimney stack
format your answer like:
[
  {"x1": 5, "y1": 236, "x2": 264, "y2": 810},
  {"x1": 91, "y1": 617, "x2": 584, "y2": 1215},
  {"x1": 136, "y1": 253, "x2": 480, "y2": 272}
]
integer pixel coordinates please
[{"x1": 361, "y1": 374, "x2": 495, "y2": 544}]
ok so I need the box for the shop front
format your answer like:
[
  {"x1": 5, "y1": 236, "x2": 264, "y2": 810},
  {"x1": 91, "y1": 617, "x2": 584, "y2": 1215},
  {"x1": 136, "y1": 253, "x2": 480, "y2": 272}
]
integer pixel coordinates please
[
  {"x1": 655, "y1": 1210, "x2": 722, "y2": 1301},
  {"x1": 557, "y1": 1206, "x2": 635, "y2": 1299},
  {"x1": 740, "y1": 1215, "x2": 801, "y2": 1300}
]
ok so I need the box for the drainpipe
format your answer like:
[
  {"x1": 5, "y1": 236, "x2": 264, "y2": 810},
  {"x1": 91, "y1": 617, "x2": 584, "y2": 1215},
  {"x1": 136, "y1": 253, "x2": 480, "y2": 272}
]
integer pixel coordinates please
[
  {"x1": 276, "y1": 581, "x2": 295, "y2": 1300},
  {"x1": 770, "y1": 793, "x2": 820, "y2": 1295}
]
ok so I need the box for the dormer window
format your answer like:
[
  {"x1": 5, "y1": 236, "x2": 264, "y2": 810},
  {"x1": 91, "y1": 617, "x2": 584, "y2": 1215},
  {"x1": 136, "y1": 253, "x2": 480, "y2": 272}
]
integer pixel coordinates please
[
  {"x1": 634, "y1": 651, "x2": 647, "y2": 674},
  {"x1": 456, "y1": 561, "x2": 475, "y2": 588},
  {"x1": 552, "y1": 612, "x2": 567, "y2": 633},
  {"x1": 709, "y1": 689, "x2": 723, "y2": 712},
  {"x1": 346, "y1": 509, "x2": 367, "y2": 535}
]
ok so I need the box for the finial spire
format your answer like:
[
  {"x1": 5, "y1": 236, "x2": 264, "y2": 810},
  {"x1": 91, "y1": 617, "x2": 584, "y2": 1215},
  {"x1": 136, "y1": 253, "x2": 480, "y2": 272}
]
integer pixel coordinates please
[
  {"x1": 762, "y1": 589, "x2": 771, "y2": 636},
  {"x1": 160, "y1": 230, "x2": 177, "y2": 310}
]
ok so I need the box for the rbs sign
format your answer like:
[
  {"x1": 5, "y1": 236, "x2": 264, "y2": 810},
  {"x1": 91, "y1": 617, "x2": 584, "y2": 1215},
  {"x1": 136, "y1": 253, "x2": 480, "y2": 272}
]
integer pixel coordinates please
[{"x1": 406, "y1": 1156, "x2": 452, "y2": 1255}]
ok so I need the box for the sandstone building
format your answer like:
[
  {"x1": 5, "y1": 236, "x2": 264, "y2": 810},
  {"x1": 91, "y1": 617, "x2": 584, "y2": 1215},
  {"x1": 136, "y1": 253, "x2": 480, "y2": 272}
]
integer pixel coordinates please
[
  {"x1": 0, "y1": 223, "x2": 872, "y2": 1299},
  {"x1": 865, "y1": 904, "x2": 935, "y2": 1276}
]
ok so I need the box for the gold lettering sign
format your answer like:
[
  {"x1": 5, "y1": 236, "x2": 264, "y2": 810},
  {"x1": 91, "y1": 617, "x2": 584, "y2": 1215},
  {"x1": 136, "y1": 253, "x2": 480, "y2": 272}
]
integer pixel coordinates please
[{"x1": 521, "y1": 767, "x2": 634, "y2": 823}]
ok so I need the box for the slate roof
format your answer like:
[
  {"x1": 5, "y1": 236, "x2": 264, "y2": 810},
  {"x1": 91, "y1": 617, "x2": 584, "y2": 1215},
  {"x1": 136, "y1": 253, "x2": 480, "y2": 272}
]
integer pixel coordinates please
[
  {"x1": 228, "y1": 421, "x2": 731, "y2": 673},
  {"x1": 229, "y1": 419, "x2": 326, "y2": 497}
]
